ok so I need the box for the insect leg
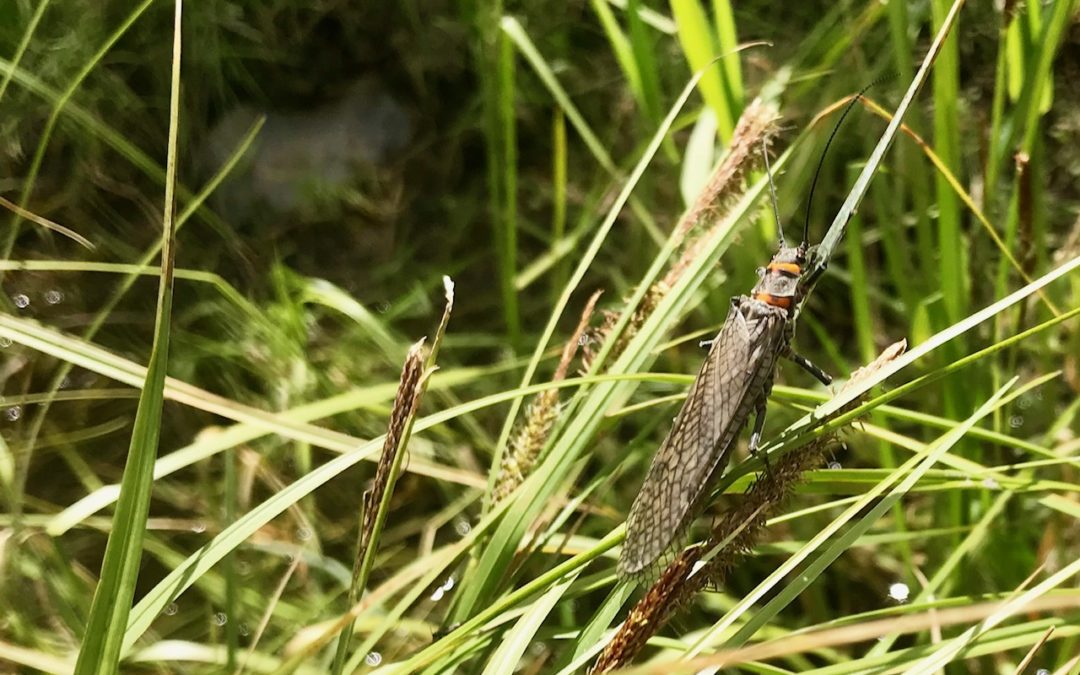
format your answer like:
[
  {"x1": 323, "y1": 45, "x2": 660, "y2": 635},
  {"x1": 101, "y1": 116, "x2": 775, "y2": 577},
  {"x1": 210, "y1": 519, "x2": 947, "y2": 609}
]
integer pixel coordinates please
[
  {"x1": 748, "y1": 402, "x2": 772, "y2": 473},
  {"x1": 699, "y1": 338, "x2": 715, "y2": 349},
  {"x1": 788, "y1": 351, "x2": 833, "y2": 386}
]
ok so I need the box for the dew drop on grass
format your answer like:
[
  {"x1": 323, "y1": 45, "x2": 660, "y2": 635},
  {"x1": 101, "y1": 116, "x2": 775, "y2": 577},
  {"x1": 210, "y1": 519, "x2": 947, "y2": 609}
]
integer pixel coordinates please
[
  {"x1": 297, "y1": 526, "x2": 312, "y2": 541},
  {"x1": 239, "y1": 622, "x2": 250, "y2": 636},
  {"x1": 44, "y1": 289, "x2": 63, "y2": 305},
  {"x1": 191, "y1": 521, "x2": 207, "y2": 533},
  {"x1": 828, "y1": 461, "x2": 842, "y2": 470},
  {"x1": 4, "y1": 406, "x2": 22, "y2": 422},
  {"x1": 365, "y1": 652, "x2": 382, "y2": 667},
  {"x1": 982, "y1": 478, "x2": 1000, "y2": 490},
  {"x1": 431, "y1": 575, "x2": 456, "y2": 602},
  {"x1": 453, "y1": 518, "x2": 471, "y2": 537},
  {"x1": 887, "y1": 582, "x2": 910, "y2": 602},
  {"x1": 0, "y1": 337, "x2": 11, "y2": 348},
  {"x1": 163, "y1": 603, "x2": 179, "y2": 616},
  {"x1": 214, "y1": 612, "x2": 227, "y2": 626},
  {"x1": 12, "y1": 293, "x2": 29, "y2": 309}
]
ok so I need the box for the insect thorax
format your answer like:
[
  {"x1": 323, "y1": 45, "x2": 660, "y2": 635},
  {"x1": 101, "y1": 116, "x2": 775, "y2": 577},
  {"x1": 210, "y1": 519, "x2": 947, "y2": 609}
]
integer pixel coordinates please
[{"x1": 751, "y1": 245, "x2": 806, "y2": 312}]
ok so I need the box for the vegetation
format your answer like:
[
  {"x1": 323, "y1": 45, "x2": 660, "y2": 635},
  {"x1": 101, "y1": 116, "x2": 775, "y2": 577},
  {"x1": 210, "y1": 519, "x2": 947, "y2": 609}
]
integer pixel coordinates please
[{"x1": 1, "y1": 0, "x2": 1078, "y2": 672}]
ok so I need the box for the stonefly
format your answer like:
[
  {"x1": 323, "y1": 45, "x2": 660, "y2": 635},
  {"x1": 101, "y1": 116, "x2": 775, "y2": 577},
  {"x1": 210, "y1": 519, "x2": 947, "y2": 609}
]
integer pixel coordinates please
[{"x1": 618, "y1": 86, "x2": 874, "y2": 578}]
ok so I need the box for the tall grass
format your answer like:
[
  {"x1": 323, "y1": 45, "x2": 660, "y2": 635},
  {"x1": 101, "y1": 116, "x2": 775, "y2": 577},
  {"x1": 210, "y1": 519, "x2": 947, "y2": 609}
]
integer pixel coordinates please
[{"x1": 1, "y1": 0, "x2": 1078, "y2": 673}]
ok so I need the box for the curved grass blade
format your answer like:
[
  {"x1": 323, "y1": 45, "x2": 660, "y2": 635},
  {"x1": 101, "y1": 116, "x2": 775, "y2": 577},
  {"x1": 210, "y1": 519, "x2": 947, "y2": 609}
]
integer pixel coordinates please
[{"x1": 480, "y1": 574, "x2": 578, "y2": 674}]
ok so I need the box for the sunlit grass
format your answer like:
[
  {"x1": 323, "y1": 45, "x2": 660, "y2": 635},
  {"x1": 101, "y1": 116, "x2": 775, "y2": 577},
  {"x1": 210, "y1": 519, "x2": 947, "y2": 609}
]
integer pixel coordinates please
[{"x1": 1, "y1": 0, "x2": 1078, "y2": 673}]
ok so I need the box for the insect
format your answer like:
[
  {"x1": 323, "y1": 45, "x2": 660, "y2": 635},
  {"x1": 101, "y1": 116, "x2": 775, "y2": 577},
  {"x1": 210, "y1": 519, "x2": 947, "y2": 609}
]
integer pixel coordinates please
[{"x1": 618, "y1": 88, "x2": 873, "y2": 578}]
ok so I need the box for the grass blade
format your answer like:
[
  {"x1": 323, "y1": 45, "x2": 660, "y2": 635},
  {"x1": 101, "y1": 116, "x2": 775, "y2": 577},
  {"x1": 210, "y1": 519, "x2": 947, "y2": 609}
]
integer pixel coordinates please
[
  {"x1": 669, "y1": 0, "x2": 734, "y2": 141},
  {"x1": 481, "y1": 574, "x2": 577, "y2": 674},
  {"x1": 813, "y1": 0, "x2": 964, "y2": 273},
  {"x1": 72, "y1": 3, "x2": 182, "y2": 672}
]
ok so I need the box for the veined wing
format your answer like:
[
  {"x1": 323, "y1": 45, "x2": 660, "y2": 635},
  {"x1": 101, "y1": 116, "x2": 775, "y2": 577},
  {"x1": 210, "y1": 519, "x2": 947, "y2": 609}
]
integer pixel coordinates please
[{"x1": 618, "y1": 301, "x2": 785, "y2": 577}]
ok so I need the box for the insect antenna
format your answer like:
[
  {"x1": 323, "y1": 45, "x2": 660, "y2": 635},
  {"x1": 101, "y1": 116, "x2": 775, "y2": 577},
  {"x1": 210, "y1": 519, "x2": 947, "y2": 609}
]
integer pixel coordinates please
[
  {"x1": 761, "y1": 138, "x2": 784, "y2": 249},
  {"x1": 802, "y1": 77, "x2": 891, "y2": 249}
]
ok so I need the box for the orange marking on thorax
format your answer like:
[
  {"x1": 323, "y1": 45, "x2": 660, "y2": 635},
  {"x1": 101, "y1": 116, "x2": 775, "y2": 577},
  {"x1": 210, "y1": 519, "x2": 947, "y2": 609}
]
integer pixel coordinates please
[
  {"x1": 767, "y1": 262, "x2": 802, "y2": 275},
  {"x1": 753, "y1": 292, "x2": 793, "y2": 309}
]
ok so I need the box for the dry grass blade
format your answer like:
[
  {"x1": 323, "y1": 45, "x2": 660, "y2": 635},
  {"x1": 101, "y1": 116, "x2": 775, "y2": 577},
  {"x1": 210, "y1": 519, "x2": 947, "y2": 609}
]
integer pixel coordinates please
[
  {"x1": 624, "y1": 594, "x2": 1080, "y2": 674},
  {"x1": 590, "y1": 341, "x2": 906, "y2": 673},
  {"x1": 841, "y1": 95, "x2": 1060, "y2": 315},
  {"x1": 1013, "y1": 625, "x2": 1055, "y2": 675},
  {"x1": 495, "y1": 290, "x2": 602, "y2": 502},
  {"x1": 0, "y1": 194, "x2": 94, "y2": 250}
]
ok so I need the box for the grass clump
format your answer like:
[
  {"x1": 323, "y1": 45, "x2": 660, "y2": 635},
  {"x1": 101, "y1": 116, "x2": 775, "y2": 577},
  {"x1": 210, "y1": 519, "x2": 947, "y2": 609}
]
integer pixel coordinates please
[{"x1": 1, "y1": 1, "x2": 1079, "y2": 673}]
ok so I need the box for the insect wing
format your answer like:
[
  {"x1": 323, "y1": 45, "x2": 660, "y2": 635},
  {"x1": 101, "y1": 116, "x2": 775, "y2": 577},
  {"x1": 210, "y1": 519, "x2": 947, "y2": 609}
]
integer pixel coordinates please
[{"x1": 618, "y1": 303, "x2": 783, "y2": 576}]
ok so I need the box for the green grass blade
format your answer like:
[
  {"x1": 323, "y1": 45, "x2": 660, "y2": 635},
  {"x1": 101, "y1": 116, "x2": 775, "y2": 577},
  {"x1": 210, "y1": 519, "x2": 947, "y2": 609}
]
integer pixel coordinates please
[
  {"x1": 814, "y1": 0, "x2": 963, "y2": 273},
  {"x1": 481, "y1": 574, "x2": 577, "y2": 674},
  {"x1": 931, "y1": 0, "x2": 966, "y2": 324},
  {"x1": 590, "y1": 0, "x2": 645, "y2": 110},
  {"x1": 669, "y1": 0, "x2": 733, "y2": 141},
  {"x1": 627, "y1": 0, "x2": 665, "y2": 126},
  {"x1": 72, "y1": 3, "x2": 181, "y2": 672},
  {"x1": 496, "y1": 26, "x2": 521, "y2": 346},
  {"x1": 0, "y1": 0, "x2": 47, "y2": 104},
  {"x1": 710, "y1": 0, "x2": 742, "y2": 109}
]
